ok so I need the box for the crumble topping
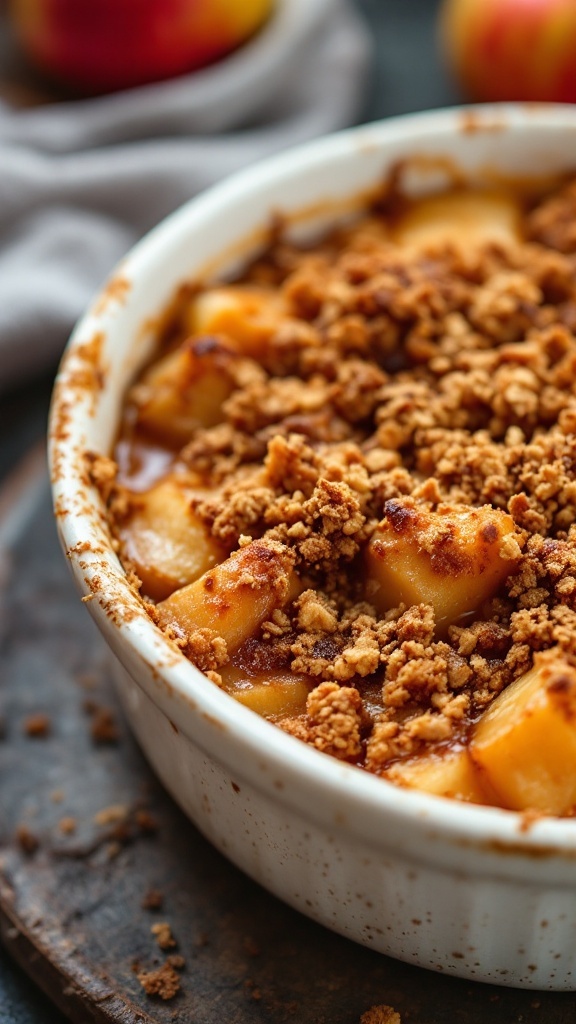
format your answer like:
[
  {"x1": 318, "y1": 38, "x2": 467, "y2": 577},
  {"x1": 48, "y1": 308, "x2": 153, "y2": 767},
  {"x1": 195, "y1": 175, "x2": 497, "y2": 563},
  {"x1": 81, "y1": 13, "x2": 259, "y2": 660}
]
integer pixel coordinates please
[
  {"x1": 281, "y1": 680, "x2": 363, "y2": 760},
  {"x1": 102, "y1": 174, "x2": 576, "y2": 813}
]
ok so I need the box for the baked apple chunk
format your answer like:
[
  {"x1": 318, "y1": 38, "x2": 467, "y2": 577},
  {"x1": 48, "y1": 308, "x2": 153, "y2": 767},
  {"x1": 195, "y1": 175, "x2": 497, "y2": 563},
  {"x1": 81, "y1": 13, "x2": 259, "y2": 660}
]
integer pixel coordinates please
[
  {"x1": 219, "y1": 662, "x2": 313, "y2": 720},
  {"x1": 117, "y1": 478, "x2": 226, "y2": 602},
  {"x1": 156, "y1": 539, "x2": 299, "y2": 654},
  {"x1": 129, "y1": 335, "x2": 249, "y2": 447},
  {"x1": 393, "y1": 188, "x2": 521, "y2": 249},
  {"x1": 470, "y1": 657, "x2": 576, "y2": 815},
  {"x1": 188, "y1": 284, "x2": 288, "y2": 358},
  {"x1": 366, "y1": 500, "x2": 520, "y2": 630},
  {"x1": 384, "y1": 746, "x2": 492, "y2": 804}
]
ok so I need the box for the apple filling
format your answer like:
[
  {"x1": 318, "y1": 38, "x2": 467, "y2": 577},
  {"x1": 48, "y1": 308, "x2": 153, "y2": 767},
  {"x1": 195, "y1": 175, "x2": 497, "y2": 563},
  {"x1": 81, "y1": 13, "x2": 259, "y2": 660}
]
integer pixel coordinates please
[{"x1": 96, "y1": 174, "x2": 576, "y2": 817}]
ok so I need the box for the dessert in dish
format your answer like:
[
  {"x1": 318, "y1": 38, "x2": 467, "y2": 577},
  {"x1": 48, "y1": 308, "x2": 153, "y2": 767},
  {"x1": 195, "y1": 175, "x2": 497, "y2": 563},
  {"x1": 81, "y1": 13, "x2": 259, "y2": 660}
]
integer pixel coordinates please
[{"x1": 99, "y1": 171, "x2": 576, "y2": 818}]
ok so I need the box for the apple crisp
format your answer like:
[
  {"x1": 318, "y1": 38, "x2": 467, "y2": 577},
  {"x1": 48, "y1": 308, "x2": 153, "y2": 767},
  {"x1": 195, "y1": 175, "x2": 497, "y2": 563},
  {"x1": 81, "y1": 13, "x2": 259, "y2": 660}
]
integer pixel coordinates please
[{"x1": 101, "y1": 172, "x2": 576, "y2": 815}]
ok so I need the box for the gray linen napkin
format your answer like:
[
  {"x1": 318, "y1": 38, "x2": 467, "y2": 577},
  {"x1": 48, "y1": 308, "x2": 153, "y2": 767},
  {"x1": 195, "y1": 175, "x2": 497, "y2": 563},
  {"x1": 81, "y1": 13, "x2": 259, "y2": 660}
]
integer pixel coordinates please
[{"x1": 0, "y1": 0, "x2": 371, "y2": 392}]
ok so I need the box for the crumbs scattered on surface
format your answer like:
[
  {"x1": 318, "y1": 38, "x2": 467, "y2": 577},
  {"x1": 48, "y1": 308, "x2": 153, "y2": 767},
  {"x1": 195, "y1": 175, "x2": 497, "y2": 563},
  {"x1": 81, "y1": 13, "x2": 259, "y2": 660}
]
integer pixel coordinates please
[
  {"x1": 58, "y1": 816, "x2": 77, "y2": 835},
  {"x1": 23, "y1": 713, "x2": 51, "y2": 738},
  {"x1": 135, "y1": 915, "x2": 185, "y2": 1002},
  {"x1": 142, "y1": 888, "x2": 164, "y2": 910},
  {"x1": 93, "y1": 804, "x2": 128, "y2": 826},
  {"x1": 15, "y1": 824, "x2": 40, "y2": 855},
  {"x1": 135, "y1": 808, "x2": 159, "y2": 834},
  {"x1": 135, "y1": 960, "x2": 183, "y2": 1000},
  {"x1": 360, "y1": 1006, "x2": 401, "y2": 1024},
  {"x1": 243, "y1": 978, "x2": 262, "y2": 1001},
  {"x1": 151, "y1": 921, "x2": 177, "y2": 950},
  {"x1": 85, "y1": 702, "x2": 120, "y2": 744}
]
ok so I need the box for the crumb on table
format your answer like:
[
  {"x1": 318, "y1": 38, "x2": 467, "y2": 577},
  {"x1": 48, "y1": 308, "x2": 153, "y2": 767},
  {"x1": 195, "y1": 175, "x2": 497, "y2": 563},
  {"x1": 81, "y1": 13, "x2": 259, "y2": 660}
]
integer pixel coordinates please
[
  {"x1": 136, "y1": 962, "x2": 182, "y2": 1000},
  {"x1": 15, "y1": 824, "x2": 40, "y2": 855},
  {"x1": 360, "y1": 1005, "x2": 401, "y2": 1024},
  {"x1": 151, "y1": 921, "x2": 177, "y2": 950},
  {"x1": 142, "y1": 888, "x2": 164, "y2": 910},
  {"x1": 23, "y1": 713, "x2": 51, "y2": 738}
]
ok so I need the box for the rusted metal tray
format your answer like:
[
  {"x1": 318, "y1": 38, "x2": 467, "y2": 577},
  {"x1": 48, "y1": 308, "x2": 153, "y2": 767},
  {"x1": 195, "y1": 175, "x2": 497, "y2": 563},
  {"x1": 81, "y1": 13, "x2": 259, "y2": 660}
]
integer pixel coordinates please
[{"x1": 0, "y1": 451, "x2": 575, "y2": 1023}]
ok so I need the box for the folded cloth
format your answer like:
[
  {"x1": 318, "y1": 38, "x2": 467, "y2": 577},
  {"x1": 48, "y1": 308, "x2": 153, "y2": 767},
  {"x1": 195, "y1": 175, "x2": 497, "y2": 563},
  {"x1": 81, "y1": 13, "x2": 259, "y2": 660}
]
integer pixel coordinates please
[{"x1": 0, "y1": 0, "x2": 372, "y2": 392}]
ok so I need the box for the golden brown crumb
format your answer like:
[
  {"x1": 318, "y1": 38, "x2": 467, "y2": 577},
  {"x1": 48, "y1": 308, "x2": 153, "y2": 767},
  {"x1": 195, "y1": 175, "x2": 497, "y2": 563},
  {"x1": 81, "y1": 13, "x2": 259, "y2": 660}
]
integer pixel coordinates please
[
  {"x1": 23, "y1": 713, "x2": 51, "y2": 738},
  {"x1": 142, "y1": 888, "x2": 164, "y2": 910},
  {"x1": 151, "y1": 922, "x2": 177, "y2": 950},
  {"x1": 15, "y1": 824, "x2": 39, "y2": 855},
  {"x1": 93, "y1": 804, "x2": 128, "y2": 826},
  {"x1": 360, "y1": 1005, "x2": 401, "y2": 1024},
  {"x1": 281, "y1": 681, "x2": 363, "y2": 761},
  {"x1": 89, "y1": 706, "x2": 120, "y2": 744},
  {"x1": 58, "y1": 817, "x2": 77, "y2": 835},
  {"x1": 135, "y1": 809, "x2": 159, "y2": 834},
  {"x1": 205, "y1": 669, "x2": 224, "y2": 687},
  {"x1": 526, "y1": 177, "x2": 576, "y2": 253},
  {"x1": 85, "y1": 452, "x2": 118, "y2": 502},
  {"x1": 181, "y1": 628, "x2": 228, "y2": 672},
  {"x1": 136, "y1": 962, "x2": 181, "y2": 1000}
]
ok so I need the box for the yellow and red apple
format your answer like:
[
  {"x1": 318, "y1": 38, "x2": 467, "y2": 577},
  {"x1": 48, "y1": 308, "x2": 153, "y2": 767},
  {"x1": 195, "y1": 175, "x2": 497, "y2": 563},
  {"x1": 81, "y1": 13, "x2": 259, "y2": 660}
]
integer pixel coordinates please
[
  {"x1": 439, "y1": 0, "x2": 576, "y2": 104},
  {"x1": 9, "y1": 0, "x2": 273, "y2": 94}
]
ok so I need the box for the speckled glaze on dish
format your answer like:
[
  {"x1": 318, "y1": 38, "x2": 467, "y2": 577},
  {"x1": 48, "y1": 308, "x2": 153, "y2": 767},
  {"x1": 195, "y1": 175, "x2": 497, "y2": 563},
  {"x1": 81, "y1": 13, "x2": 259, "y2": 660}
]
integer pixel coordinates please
[{"x1": 49, "y1": 105, "x2": 576, "y2": 990}]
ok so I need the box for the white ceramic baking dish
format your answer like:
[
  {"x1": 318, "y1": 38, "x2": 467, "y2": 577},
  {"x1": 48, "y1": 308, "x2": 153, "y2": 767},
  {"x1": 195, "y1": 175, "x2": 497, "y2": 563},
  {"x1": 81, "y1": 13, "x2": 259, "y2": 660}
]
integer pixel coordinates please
[{"x1": 49, "y1": 104, "x2": 576, "y2": 990}]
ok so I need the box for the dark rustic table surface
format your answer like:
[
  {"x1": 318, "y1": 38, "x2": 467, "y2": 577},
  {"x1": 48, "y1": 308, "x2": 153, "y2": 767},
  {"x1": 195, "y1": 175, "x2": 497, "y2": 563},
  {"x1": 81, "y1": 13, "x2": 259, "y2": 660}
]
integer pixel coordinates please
[{"x1": 2, "y1": 2, "x2": 553, "y2": 1022}]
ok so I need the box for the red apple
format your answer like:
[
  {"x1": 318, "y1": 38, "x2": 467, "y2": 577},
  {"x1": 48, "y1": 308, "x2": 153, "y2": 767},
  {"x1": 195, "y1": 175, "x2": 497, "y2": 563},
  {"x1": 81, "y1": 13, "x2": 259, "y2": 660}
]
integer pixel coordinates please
[
  {"x1": 439, "y1": 0, "x2": 576, "y2": 104},
  {"x1": 9, "y1": 0, "x2": 273, "y2": 94}
]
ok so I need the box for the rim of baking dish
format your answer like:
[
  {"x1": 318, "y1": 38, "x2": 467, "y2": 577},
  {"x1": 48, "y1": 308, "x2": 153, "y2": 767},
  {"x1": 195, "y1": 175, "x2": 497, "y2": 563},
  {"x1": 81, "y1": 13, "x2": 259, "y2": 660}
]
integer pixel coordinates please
[{"x1": 50, "y1": 103, "x2": 576, "y2": 880}]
